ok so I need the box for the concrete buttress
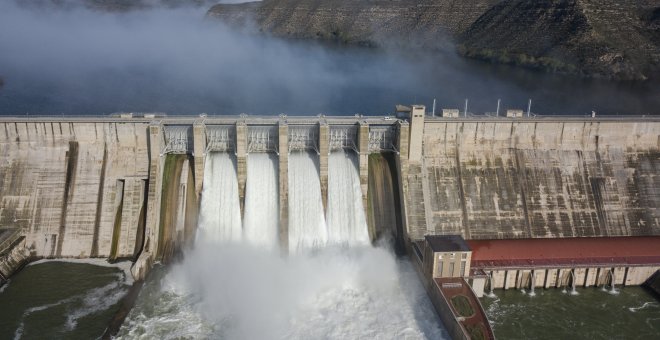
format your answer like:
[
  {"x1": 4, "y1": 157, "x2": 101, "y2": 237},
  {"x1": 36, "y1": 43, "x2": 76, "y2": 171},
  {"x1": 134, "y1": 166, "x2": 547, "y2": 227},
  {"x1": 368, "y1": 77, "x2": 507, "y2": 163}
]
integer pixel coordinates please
[
  {"x1": 192, "y1": 121, "x2": 206, "y2": 197},
  {"x1": 358, "y1": 122, "x2": 370, "y2": 237},
  {"x1": 132, "y1": 122, "x2": 164, "y2": 279},
  {"x1": 236, "y1": 122, "x2": 247, "y2": 219}
]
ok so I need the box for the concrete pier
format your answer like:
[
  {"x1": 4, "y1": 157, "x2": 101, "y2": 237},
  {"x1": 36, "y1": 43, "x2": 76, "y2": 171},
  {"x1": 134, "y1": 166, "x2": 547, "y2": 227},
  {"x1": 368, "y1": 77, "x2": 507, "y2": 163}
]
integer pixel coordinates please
[
  {"x1": 236, "y1": 122, "x2": 247, "y2": 218},
  {"x1": 358, "y1": 121, "x2": 369, "y2": 226},
  {"x1": 192, "y1": 121, "x2": 206, "y2": 197}
]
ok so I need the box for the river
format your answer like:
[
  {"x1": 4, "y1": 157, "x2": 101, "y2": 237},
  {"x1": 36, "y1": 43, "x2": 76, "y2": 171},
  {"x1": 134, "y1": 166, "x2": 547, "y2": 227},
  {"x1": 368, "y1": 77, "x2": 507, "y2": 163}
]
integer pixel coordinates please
[
  {"x1": 481, "y1": 287, "x2": 660, "y2": 339},
  {"x1": 0, "y1": 260, "x2": 131, "y2": 339}
]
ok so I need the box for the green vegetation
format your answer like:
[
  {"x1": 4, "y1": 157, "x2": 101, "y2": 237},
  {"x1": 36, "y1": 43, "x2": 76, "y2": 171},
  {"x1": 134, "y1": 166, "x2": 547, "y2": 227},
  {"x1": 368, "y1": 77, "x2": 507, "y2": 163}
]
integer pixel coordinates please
[
  {"x1": 109, "y1": 192, "x2": 124, "y2": 260},
  {"x1": 157, "y1": 154, "x2": 183, "y2": 259},
  {"x1": 451, "y1": 295, "x2": 475, "y2": 318},
  {"x1": 465, "y1": 324, "x2": 486, "y2": 340},
  {"x1": 457, "y1": 45, "x2": 578, "y2": 74}
]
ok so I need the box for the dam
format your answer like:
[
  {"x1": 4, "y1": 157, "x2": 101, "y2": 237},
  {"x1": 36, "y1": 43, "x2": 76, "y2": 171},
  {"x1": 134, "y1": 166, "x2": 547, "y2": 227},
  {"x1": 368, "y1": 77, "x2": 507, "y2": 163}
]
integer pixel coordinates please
[{"x1": 1, "y1": 108, "x2": 659, "y2": 338}]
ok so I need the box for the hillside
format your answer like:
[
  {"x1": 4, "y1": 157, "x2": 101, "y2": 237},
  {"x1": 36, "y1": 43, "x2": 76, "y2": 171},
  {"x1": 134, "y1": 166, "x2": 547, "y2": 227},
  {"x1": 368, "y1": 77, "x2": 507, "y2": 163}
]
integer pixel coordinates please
[
  {"x1": 208, "y1": 0, "x2": 660, "y2": 80},
  {"x1": 459, "y1": 0, "x2": 660, "y2": 80}
]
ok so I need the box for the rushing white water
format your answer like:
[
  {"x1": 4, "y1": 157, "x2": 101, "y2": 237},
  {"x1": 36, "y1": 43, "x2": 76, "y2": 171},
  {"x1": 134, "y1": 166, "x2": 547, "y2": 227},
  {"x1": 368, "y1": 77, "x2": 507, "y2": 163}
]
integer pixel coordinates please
[
  {"x1": 288, "y1": 151, "x2": 327, "y2": 253},
  {"x1": 197, "y1": 152, "x2": 242, "y2": 243},
  {"x1": 116, "y1": 148, "x2": 448, "y2": 339},
  {"x1": 326, "y1": 151, "x2": 371, "y2": 246},
  {"x1": 243, "y1": 153, "x2": 279, "y2": 249},
  {"x1": 118, "y1": 245, "x2": 447, "y2": 339}
]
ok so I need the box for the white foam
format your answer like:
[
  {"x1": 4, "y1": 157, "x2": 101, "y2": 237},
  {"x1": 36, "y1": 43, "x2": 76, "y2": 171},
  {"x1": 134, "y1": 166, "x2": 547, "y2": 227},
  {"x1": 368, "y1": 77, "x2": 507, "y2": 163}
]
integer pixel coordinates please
[
  {"x1": 288, "y1": 152, "x2": 328, "y2": 253},
  {"x1": 243, "y1": 153, "x2": 279, "y2": 249},
  {"x1": 629, "y1": 301, "x2": 659, "y2": 313},
  {"x1": 65, "y1": 279, "x2": 127, "y2": 330},
  {"x1": 119, "y1": 245, "x2": 447, "y2": 339},
  {"x1": 326, "y1": 151, "x2": 370, "y2": 247},
  {"x1": 0, "y1": 280, "x2": 9, "y2": 294},
  {"x1": 197, "y1": 152, "x2": 242, "y2": 243}
]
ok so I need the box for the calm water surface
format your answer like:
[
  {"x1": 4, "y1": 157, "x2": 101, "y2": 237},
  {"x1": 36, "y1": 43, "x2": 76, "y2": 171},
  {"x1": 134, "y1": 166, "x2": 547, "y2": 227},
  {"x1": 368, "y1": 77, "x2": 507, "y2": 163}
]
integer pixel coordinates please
[
  {"x1": 0, "y1": 3, "x2": 658, "y2": 116},
  {"x1": 0, "y1": 261, "x2": 129, "y2": 340},
  {"x1": 481, "y1": 287, "x2": 660, "y2": 340}
]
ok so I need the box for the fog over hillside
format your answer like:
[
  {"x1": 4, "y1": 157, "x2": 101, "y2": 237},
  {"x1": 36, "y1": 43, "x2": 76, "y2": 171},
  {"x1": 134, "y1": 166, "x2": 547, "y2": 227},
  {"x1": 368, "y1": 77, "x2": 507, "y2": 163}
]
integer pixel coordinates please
[{"x1": 0, "y1": 0, "x2": 658, "y2": 115}]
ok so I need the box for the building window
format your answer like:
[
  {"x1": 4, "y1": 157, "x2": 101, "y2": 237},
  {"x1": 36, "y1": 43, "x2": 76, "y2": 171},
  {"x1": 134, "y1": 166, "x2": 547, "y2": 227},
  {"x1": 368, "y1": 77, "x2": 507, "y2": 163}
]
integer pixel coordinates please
[
  {"x1": 460, "y1": 261, "x2": 466, "y2": 276},
  {"x1": 449, "y1": 262, "x2": 455, "y2": 277},
  {"x1": 461, "y1": 253, "x2": 467, "y2": 259},
  {"x1": 450, "y1": 253, "x2": 455, "y2": 259},
  {"x1": 438, "y1": 261, "x2": 444, "y2": 276}
]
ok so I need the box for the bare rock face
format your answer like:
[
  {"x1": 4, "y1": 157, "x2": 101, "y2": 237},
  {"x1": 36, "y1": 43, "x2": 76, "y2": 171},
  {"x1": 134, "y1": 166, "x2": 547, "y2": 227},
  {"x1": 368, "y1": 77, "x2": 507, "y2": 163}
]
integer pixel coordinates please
[
  {"x1": 20, "y1": 0, "x2": 216, "y2": 12},
  {"x1": 459, "y1": 0, "x2": 660, "y2": 80},
  {"x1": 208, "y1": 0, "x2": 660, "y2": 80},
  {"x1": 208, "y1": 0, "x2": 500, "y2": 49}
]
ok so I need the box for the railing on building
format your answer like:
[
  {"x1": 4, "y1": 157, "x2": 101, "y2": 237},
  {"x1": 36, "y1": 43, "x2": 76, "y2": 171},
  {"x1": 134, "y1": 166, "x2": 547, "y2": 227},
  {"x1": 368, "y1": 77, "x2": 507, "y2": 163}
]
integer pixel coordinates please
[
  {"x1": 329, "y1": 125, "x2": 359, "y2": 153},
  {"x1": 368, "y1": 125, "x2": 398, "y2": 153},
  {"x1": 247, "y1": 125, "x2": 278, "y2": 153},
  {"x1": 288, "y1": 125, "x2": 319, "y2": 154},
  {"x1": 162, "y1": 125, "x2": 192, "y2": 154},
  {"x1": 205, "y1": 125, "x2": 235, "y2": 154}
]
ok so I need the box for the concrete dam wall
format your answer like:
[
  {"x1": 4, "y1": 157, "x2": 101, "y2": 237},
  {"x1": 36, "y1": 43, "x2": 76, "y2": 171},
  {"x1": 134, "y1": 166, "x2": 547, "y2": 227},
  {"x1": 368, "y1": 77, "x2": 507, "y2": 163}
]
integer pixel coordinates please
[
  {"x1": 1, "y1": 113, "x2": 659, "y2": 280},
  {"x1": 0, "y1": 116, "x2": 407, "y2": 277},
  {"x1": 405, "y1": 118, "x2": 660, "y2": 240},
  {"x1": 0, "y1": 120, "x2": 150, "y2": 259}
]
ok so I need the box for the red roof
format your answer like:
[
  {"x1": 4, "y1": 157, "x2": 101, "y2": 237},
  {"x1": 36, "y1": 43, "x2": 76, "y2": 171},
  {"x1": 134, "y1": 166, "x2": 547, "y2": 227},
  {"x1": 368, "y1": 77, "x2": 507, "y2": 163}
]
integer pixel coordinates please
[{"x1": 467, "y1": 236, "x2": 660, "y2": 269}]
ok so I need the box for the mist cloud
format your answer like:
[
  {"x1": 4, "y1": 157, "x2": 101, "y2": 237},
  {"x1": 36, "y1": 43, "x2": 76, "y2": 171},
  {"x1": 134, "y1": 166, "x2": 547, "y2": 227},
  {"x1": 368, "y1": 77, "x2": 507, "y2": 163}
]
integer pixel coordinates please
[{"x1": 0, "y1": 1, "x2": 657, "y2": 115}]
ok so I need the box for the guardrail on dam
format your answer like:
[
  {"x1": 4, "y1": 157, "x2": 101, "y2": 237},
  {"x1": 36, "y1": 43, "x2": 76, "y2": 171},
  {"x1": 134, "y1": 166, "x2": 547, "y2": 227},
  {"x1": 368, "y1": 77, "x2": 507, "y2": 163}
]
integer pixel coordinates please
[{"x1": 0, "y1": 109, "x2": 659, "y2": 281}]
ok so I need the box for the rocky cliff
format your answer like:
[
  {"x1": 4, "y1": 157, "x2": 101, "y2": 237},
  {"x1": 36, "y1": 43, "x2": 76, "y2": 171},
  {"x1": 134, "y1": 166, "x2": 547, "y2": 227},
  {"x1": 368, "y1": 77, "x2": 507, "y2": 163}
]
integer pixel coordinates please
[
  {"x1": 459, "y1": 0, "x2": 660, "y2": 80},
  {"x1": 208, "y1": 0, "x2": 660, "y2": 80}
]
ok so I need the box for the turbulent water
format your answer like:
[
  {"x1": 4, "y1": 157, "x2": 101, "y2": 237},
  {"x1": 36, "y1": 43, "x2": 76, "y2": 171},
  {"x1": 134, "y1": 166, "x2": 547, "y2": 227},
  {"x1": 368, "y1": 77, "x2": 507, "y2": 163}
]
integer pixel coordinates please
[
  {"x1": 116, "y1": 149, "x2": 448, "y2": 339},
  {"x1": 197, "y1": 152, "x2": 242, "y2": 243},
  {"x1": 0, "y1": 260, "x2": 130, "y2": 339},
  {"x1": 326, "y1": 150, "x2": 370, "y2": 246},
  {"x1": 243, "y1": 153, "x2": 280, "y2": 249},
  {"x1": 482, "y1": 287, "x2": 660, "y2": 339},
  {"x1": 288, "y1": 151, "x2": 328, "y2": 252}
]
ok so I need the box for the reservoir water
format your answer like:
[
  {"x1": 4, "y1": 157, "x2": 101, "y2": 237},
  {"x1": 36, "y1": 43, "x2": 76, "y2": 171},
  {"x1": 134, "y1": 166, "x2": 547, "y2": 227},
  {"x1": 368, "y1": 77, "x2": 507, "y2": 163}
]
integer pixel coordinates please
[{"x1": 0, "y1": 2, "x2": 658, "y2": 116}]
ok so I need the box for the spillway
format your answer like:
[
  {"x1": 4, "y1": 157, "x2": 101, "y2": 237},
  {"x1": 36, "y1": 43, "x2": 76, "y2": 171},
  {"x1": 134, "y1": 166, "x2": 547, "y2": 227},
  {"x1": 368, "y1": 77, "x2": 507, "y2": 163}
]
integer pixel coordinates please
[
  {"x1": 243, "y1": 153, "x2": 279, "y2": 249},
  {"x1": 288, "y1": 151, "x2": 327, "y2": 253},
  {"x1": 326, "y1": 150, "x2": 370, "y2": 246},
  {"x1": 197, "y1": 152, "x2": 242, "y2": 243},
  {"x1": 116, "y1": 147, "x2": 448, "y2": 339}
]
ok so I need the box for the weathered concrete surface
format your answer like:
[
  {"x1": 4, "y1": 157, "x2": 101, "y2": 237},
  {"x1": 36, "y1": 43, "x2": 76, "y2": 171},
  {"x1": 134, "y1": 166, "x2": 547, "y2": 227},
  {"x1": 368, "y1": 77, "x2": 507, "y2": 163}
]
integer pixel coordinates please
[
  {"x1": 157, "y1": 155, "x2": 197, "y2": 260},
  {"x1": 367, "y1": 153, "x2": 399, "y2": 241},
  {"x1": 645, "y1": 270, "x2": 660, "y2": 298},
  {"x1": 0, "y1": 121, "x2": 150, "y2": 259},
  {"x1": 358, "y1": 122, "x2": 369, "y2": 220},
  {"x1": 0, "y1": 232, "x2": 29, "y2": 282},
  {"x1": 406, "y1": 120, "x2": 660, "y2": 240}
]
